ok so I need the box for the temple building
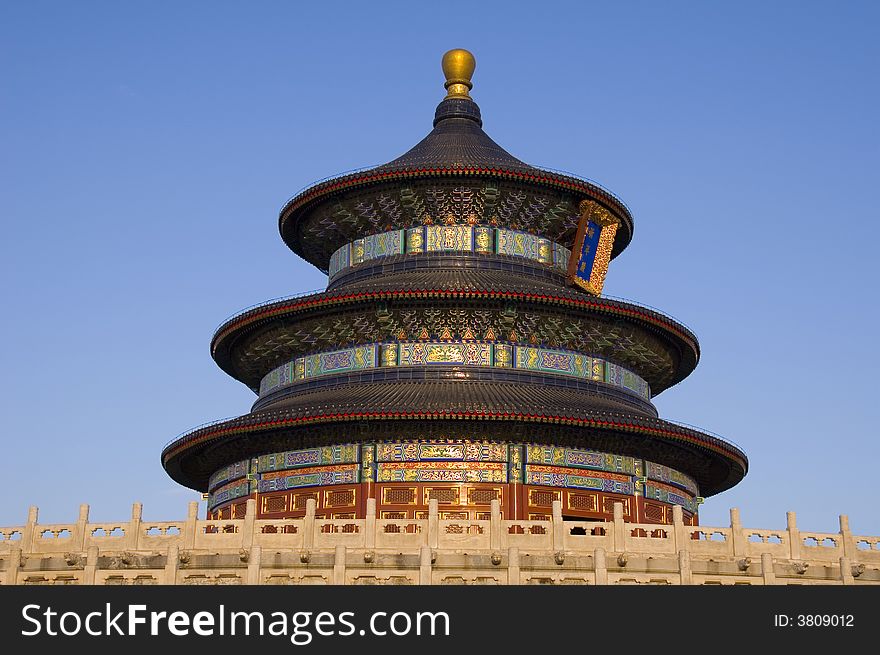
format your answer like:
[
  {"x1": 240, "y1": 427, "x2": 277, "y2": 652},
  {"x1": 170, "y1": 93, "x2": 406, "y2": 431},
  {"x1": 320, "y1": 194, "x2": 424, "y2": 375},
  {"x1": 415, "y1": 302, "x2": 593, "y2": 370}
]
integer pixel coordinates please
[
  {"x1": 161, "y1": 49, "x2": 746, "y2": 527},
  {"x1": 3, "y1": 51, "x2": 877, "y2": 587}
]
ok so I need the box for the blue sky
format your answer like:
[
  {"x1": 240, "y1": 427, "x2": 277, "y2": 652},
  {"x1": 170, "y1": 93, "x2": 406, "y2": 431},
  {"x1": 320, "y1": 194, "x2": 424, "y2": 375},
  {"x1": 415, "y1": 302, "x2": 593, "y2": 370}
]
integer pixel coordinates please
[{"x1": 1, "y1": 1, "x2": 878, "y2": 536}]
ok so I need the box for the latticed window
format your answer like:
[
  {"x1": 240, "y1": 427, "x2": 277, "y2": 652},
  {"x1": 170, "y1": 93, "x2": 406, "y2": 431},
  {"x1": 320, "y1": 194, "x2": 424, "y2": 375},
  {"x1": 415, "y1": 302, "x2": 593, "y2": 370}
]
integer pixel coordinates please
[
  {"x1": 263, "y1": 495, "x2": 287, "y2": 514},
  {"x1": 567, "y1": 493, "x2": 597, "y2": 511},
  {"x1": 467, "y1": 487, "x2": 499, "y2": 504},
  {"x1": 426, "y1": 488, "x2": 459, "y2": 504},
  {"x1": 643, "y1": 503, "x2": 665, "y2": 523},
  {"x1": 383, "y1": 487, "x2": 416, "y2": 505},
  {"x1": 529, "y1": 490, "x2": 559, "y2": 507},
  {"x1": 293, "y1": 493, "x2": 318, "y2": 509},
  {"x1": 325, "y1": 489, "x2": 355, "y2": 507}
]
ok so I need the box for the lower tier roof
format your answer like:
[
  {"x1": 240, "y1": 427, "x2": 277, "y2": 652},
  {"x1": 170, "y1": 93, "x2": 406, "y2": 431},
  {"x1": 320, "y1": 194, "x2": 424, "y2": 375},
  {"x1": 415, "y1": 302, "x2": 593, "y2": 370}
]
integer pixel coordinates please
[{"x1": 163, "y1": 380, "x2": 746, "y2": 498}]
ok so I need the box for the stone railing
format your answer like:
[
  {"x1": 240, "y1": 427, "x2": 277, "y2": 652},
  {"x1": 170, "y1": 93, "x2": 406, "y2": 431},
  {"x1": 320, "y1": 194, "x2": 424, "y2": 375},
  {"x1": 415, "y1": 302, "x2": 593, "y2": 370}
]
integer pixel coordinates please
[{"x1": 1, "y1": 500, "x2": 878, "y2": 585}]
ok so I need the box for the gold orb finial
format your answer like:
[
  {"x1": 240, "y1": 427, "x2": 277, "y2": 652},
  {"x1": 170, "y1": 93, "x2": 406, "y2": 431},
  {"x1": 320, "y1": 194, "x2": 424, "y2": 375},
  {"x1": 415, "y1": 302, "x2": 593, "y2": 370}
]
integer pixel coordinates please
[{"x1": 442, "y1": 48, "x2": 476, "y2": 98}]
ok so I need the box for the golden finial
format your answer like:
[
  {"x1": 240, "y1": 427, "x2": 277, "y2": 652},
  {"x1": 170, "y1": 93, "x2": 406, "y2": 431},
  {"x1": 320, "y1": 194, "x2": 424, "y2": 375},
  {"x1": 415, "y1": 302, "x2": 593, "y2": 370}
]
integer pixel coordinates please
[{"x1": 442, "y1": 48, "x2": 476, "y2": 98}]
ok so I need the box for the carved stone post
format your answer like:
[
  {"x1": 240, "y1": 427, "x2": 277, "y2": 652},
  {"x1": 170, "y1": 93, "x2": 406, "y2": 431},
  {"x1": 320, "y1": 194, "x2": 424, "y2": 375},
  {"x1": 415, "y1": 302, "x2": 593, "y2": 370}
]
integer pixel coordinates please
[
  {"x1": 839, "y1": 556, "x2": 854, "y2": 585},
  {"x1": 163, "y1": 544, "x2": 180, "y2": 585},
  {"x1": 183, "y1": 501, "x2": 198, "y2": 550},
  {"x1": 333, "y1": 545, "x2": 347, "y2": 585},
  {"x1": 612, "y1": 502, "x2": 625, "y2": 553},
  {"x1": 83, "y1": 545, "x2": 99, "y2": 584},
  {"x1": 551, "y1": 500, "x2": 564, "y2": 554},
  {"x1": 241, "y1": 499, "x2": 256, "y2": 549},
  {"x1": 75, "y1": 504, "x2": 90, "y2": 550},
  {"x1": 507, "y1": 546, "x2": 520, "y2": 584},
  {"x1": 247, "y1": 545, "x2": 262, "y2": 585},
  {"x1": 490, "y1": 499, "x2": 501, "y2": 551},
  {"x1": 594, "y1": 547, "x2": 608, "y2": 585},
  {"x1": 21, "y1": 506, "x2": 38, "y2": 553},
  {"x1": 164, "y1": 544, "x2": 180, "y2": 585},
  {"x1": 127, "y1": 503, "x2": 142, "y2": 550},
  {"x1": 419, "y1": 545, "x2": 432, "y2": 585},
  {"x1": 839, "y1": 514, "x2": 856, "y2": 559},
  {"x1": 730, "y1": 507, "x2": 746, "y2": 557},
  {"x1": 672, "y1": 505, "x2": 687, "y2": 554},
  {"x1": 678, "y1": 550, "x2": 693, "y2": 585},
  {"x1": 365, "y1": 498, "x2": 377, "y2": 550},
  {"x1": 427, "y1": 499, "x2": 439, "y2": 549},
  {"x1": 786, "y1": 511, "x2": 800, "y2": 560},
  {"x1": 761, "y1": 552, "x2": 776, "y2": 585},
  {"x1": 5, "y1": 547, "x2": 21, "y2": 586},
  {"x1": 303, "y1": 498, "x2": 316, "y2": 550}
]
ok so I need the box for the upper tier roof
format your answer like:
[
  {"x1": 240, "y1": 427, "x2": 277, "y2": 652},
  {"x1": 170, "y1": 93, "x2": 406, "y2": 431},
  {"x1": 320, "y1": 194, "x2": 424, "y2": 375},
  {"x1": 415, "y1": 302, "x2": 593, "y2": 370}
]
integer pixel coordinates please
[{"x1": 279, "y1": 51, "x2": 634, "y2": 272}]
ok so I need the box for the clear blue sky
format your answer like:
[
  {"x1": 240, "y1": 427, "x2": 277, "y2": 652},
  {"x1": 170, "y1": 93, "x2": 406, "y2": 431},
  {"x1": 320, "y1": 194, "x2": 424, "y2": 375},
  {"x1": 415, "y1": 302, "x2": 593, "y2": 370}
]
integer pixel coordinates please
[{"x1": 2, "y1": 1, "x2": 877, "y2": 535}]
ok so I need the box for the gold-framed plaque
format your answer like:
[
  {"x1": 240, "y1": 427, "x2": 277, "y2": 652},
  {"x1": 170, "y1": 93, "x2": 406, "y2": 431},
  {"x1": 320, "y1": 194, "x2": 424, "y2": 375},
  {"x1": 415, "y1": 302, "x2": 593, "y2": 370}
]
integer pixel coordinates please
[{"x1": 567, "y1": 200, "x2": 620, "y2": 295}]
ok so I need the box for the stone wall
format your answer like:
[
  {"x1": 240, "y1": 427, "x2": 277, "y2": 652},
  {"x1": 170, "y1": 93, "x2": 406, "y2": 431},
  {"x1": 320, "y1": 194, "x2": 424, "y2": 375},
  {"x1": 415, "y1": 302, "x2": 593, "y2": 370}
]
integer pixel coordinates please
[{"x1": 1, "y1": 500, "x2": 877, "y2": 585}]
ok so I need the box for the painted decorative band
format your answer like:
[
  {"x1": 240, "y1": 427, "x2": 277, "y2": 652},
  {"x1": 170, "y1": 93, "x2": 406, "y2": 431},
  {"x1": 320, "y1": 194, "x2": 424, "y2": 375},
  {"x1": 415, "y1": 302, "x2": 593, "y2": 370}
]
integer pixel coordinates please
[
  {"x1": 259, "y1": 341, "x2": 651, "y2": 400},
  {"x1": 208, "y1": 441, "x2": 698, "y2": 511},
  {"x1": 328, "y1": 226, "x2": 571, "y2": 280}
]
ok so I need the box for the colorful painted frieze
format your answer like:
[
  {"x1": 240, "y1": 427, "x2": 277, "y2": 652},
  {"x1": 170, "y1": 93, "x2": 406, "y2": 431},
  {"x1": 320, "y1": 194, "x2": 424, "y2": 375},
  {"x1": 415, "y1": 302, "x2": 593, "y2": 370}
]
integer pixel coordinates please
[
  {"x1": 426, "y1": 225, "x2": 473, "y2": 252},
  {"x1": 514, "y1": 346, "x2": 600, "y2": 381},
  {"x1": 406, "y1": 226, "x2": 426, "y2": 254},
  {"x1": 257, "y1": 464, "x2": 359, "y2": 492},
  {"x1": 474, "y1": 226, "x2": 493, "y2": 253},
  {"x1": 375, "y1": 441, "x2": 508, "y2": 462},
  {"x1": 525, "y1": 445, "x2": 641, "y2": 475},
  {"x1": 361, "y1": 444, "x2": 376, "y2": 482},
  {"x1": 605, "y1": 362, "x2": 651, "y2": 399},
  {"x1": 256, "y1": 445, "x2": 360, "y2": 474},
  {"x1": 208, "y1": 459, "x2": 251, "y2": 491},
  {"x1": 397, "y1": 342, "x2": 491, "y2": 366},
  {"x1": 362, "y1": 229, "x2": 404, "y2": 261},
  {"x1": 508, "y1": 444, "x2": 524, "y2": 484},
  {"x1": 376, "y1": 461, "x2": 506, "y2": 483},
  {"x1": 209, "y1": 479, "x2": 251, "y2": 507},
  {"x1": 496, "y1": 228, "x2": 538, "y2": 259},
  {"x1": 645, "y1": 461, "x2": 699, "y2": 495},
  {"x1": 304, "y1": 344, "x2": 377, "y2": 378},
  {"x1": 525, "y1": 464, "x2": 634, "y2": 495},
  {"x1": 328, "y1": 226, "x2": 572, "y2": 281},
  {"x1": 644, "y1": 481, "x2": 698, "y2": 513},
  {"x1": 259, "y1": 342, "x2": 648, "y2": 401}
]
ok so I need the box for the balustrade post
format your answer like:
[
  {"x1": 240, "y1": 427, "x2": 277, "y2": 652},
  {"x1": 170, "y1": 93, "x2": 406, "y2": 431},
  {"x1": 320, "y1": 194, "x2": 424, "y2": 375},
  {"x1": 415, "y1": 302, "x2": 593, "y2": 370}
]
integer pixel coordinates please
[
  {"x1": 612, "y1": 502, "x2": 625, "y2": 552},
  {"x1": 183, "y1": 501, "x2": 198, "y2": 550},
  {"x1": 76, "y1": 504, "x2": 90, "y2": 550},
  {"x1": 786, "y1": 511, "x2": 800, "y2": 560},
  {"x1": 21, "y1": 506, "x2": 38, "y2": 553},
  {"x1": 419, "y1": 545, "x2": 432, "y2": 585},
  {"x1": 839, "y1": 514, "x2": 855, "y2": 559},
  {"x1": 333, "y1": 545, "x2": 347, "y2": 585},
  {"x1": 672, "y1": 505, "x2": 687, "y2": 553},
  {"x1": 730, "y1": 507, "x2": 746, "y2": 557},
  {"x1": 428, "y1": 499, "x2": 439, "y2": 549},
  {"x1": 303, "y1": 499, "x2": 316, "y2": 550},
  {"x1": 839, "y1": 556, "x2": 854, "y2": 585},
  {"x1": 164, "y1": 544, "x2": 179, "y2": 585},
  {"x1": 241, "y1": 499, "x2": 257, "y2": 549},
  {"x1": 247, "y1": 545, "x2": 262, "y2": 585},
  {"x1": 507, "y1": 546, "x2": 520, "y2": 584},
  {"x1": 5, "y1": 547, "x2": 21, "y2": 586},
  {"x1": 551, "y1": 500, "x2": 564, "y2": 553},
  {"x1": 678, "y1": 550, "x2": 692, "y2": 585},
  {"x1": 365, "y1": 498, "x2": 377, "y2": 550},
  {"x1": 128, "y1": 503, "x2": 142, "y2": 550},
  {"x1": 761, "y1": 552, "x2": 776, "y2": 585},
  {"x1": 83, "y1": 545, "x2": 99, "y2": 584},
  {"x1": 490, "y1": 499, "x2": 501, "y2": 551},
  {"x1": 594, "y1": 547, "x2": 608, "y2": 585}
]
